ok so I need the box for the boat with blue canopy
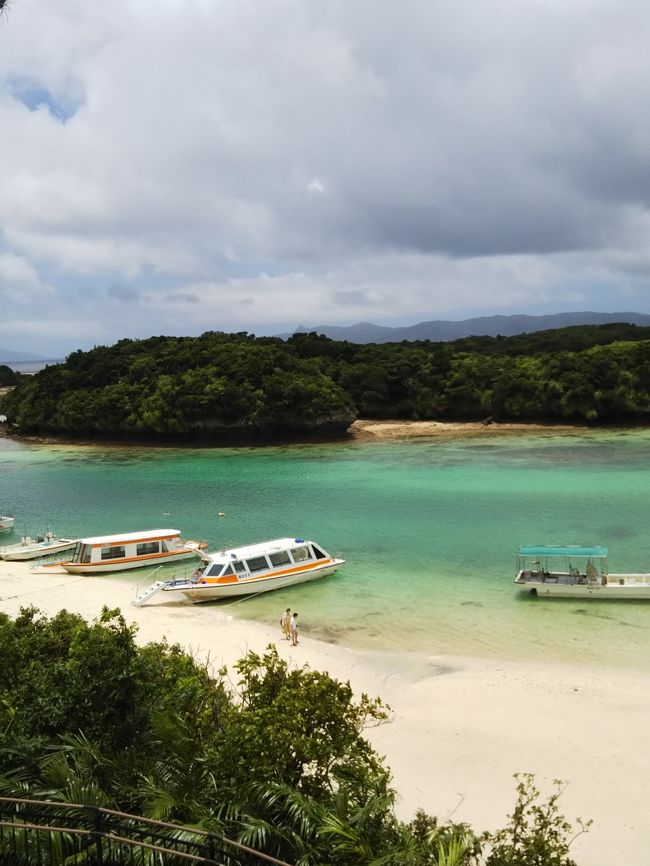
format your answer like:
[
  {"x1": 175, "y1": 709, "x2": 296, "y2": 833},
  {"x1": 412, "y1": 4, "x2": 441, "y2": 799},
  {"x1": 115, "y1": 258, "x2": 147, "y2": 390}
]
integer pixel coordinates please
[{"x1": 515, "y1": 544, "x2": 650, "y2": 599}]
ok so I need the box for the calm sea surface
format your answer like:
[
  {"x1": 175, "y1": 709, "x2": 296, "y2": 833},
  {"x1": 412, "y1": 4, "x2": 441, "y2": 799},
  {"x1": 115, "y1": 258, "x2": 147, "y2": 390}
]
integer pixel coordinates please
[
  {"x1": 4, "y1": 360, "x2": 64, "y2": 373},
  {"x1": 1, "y1": 429, "x2": 650, "y2": 670}
]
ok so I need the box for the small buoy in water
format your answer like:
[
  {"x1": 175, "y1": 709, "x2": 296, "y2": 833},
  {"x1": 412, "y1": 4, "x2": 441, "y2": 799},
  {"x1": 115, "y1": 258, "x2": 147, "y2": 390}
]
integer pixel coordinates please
[{"x1": 218, "y1": 512, "x2": 226, "y2": 517}]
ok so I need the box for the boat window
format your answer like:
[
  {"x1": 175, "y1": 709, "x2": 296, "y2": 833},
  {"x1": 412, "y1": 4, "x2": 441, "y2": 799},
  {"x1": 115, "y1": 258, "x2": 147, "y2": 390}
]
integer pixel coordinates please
[
  {"x1": 101, "y1": 545, "x2": 126, "y2": 560},
  {"x1": 311, "y1": 544, "x2": 327, "y2": 560},
  {"x1": 75, "y1": 543, "x2": 91, "y2": 563},
  {"x1": 290, "y1": 546, "x2": 312, "y2": 562},
  {"x1": 246, "y1": 555, "x2": 270, "y2": 573},
  {"x1": 205, "y1": 563, "x2": 224, "y2": 577},
  {"x1": 233, "y1": 560, "x2": 247, "y2": 574},
  {"x1": 270, "y1": 550, "x2": 291, "y2": 567},
  {"x1": 221, "y1": 564, "x2": 234, "y2": 576},
  {"x1": 137, "y1": 541, "x2": 160, "y2": 556}
]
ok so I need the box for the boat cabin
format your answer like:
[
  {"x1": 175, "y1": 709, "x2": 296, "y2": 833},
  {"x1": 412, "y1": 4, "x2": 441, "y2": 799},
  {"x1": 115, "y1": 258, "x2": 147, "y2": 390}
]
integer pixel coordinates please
[
  {"x1": 516, "y1": 545, "x2": 608, "y2": 585},
  {"x1": 195, "y1": 537, "x2": 330, "y2": 583},
  {"x1": 71, "y1": 529, "x2": 186, "y2": 565}
]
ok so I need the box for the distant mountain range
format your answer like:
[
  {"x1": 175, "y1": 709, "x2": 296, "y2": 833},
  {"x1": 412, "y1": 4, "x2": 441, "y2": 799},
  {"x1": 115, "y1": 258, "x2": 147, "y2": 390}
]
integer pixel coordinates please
[
  {"x1": 286, "y1": 311, "x2": 650, "y2": 343},
  {"x1": 0, "y1": 347, "x2": 44, "y2": 363},
  {"x1": 4, "y1": 312, "x2": 650, "y2": 363}
]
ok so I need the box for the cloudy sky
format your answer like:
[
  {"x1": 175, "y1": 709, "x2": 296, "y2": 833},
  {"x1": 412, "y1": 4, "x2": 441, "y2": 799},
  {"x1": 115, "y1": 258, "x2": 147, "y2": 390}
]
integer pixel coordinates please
[{"x1": 1, "y1": 0, "x2": 649, "y2": 356}]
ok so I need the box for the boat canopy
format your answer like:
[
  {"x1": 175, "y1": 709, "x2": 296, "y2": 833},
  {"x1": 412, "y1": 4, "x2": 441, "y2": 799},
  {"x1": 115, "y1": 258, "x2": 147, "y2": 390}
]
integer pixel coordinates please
[
  {"x1": 78, "y1": 529, "x2": 181, "y2": 546},
  {"x1": 517, "y1": 545, "x2": 608, "y2": 559},
  {"x1": 197, "y1": 537, "x2": 313, "y2": 564}
]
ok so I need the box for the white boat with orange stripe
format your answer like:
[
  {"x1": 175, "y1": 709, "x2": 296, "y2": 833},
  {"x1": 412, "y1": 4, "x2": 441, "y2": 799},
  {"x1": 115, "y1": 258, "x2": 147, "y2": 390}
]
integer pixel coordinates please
[
  {"x1": 133, "y1": 537, "x2": 344, "y2": 604},
  {"x1": 35, "y1": 529, "x2": 204, "y2": 574},
  {"x1": 0, "y1": 514, "x2": 15, "y2": 535}
]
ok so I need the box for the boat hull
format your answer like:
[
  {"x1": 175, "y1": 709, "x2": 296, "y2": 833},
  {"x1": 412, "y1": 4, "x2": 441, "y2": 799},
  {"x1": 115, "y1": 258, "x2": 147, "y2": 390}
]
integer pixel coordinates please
[
  {"x1": 0, "y1": 538, "x2": 77, "y2": 561},
  {"x1": 164, "y1": 559, "x2": 343, "y2": 602},
  {"x1": 516, "y1": 573, "x2": 650, "y2": 600},
  {"x1": 60, "y1": 550, "x2": 197, "y2": 574}
]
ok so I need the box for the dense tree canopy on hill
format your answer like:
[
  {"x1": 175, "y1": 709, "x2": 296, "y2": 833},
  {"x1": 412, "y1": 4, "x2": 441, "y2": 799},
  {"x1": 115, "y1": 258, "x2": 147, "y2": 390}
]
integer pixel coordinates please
[
  {"x1": 1, "y1": 325, "x2": 650, "y2": 440},
  {"x1": 0, "y1": 332, "x2": 356, "y2": 439},
  {"x1": 0, "y1": 364, "x2": 23, "y2": 387}
]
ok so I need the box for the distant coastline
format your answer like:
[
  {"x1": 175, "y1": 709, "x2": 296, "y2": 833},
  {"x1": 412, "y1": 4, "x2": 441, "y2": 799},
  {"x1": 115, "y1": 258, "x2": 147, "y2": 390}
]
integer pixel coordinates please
[
  {"x1": 2, "y1": 359, "x2": 64, "y2": 374},
  {"x1": 0, "y1": 417, "x2": 622, "y2": 448},
  {"x1": 4, "y1": 327, "x2": 650, "y2": 441}
]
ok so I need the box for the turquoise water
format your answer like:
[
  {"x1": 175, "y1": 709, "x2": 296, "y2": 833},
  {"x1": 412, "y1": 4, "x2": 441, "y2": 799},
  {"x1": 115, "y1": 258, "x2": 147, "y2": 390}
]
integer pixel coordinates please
[{"x1": 1, "y1": 429, "x2": 650, "y2": 669}]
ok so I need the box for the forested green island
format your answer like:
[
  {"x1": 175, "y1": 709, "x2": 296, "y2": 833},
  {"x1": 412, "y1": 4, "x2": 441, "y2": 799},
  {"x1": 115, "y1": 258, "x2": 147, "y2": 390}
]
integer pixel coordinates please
[
  {"x1": 0, "y1": 607, "x2": 586, "y2": 865},
  {"x1": 2, "y1": 323, "x2": 650, "y2": 440}
]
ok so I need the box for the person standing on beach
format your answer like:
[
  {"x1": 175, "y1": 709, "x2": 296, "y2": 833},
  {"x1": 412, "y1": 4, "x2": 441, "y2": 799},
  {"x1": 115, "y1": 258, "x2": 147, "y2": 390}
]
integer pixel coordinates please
[
  {"x1": 290, "y1": 612, "x2": 299, "y2": 646},
  {"x1": 281, "y1": 607, "x2": 291, "y2": 640}
]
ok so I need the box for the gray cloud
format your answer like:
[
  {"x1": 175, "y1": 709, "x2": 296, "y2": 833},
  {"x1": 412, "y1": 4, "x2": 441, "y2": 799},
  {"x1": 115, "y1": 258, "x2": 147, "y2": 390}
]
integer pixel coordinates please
[
  {"x1": 162, "y1": 292, "x2": 199, "y2": 305},
  {"x1": 334, "y1": 289, "x2": 371, "y2": 306},
  {"x1": 108, "y1": 283, "x2": 139, "y2": 302}
]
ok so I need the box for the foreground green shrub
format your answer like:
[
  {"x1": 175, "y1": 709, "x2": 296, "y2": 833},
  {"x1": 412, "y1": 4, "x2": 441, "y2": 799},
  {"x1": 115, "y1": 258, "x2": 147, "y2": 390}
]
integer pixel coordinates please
[
  {"x1": 0, "y1": 608, "x2": 588, "y2": 864},
  {"x1": 484, "y1": 774, "x2": 591, "y2": 866}
]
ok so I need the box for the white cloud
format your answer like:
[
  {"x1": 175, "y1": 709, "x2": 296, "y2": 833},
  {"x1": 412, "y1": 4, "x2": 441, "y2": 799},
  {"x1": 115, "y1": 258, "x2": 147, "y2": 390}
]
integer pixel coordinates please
[
  {"x1": 0, "y1": 253, "x2": 52, "y2": 303},
  {"x1": 306, "y1": 179, "x2": 326, "y2": 195},
  {"x1": 1, "y1": 0, "x2": 650, "y2": 354},
  {"x1": 0, "y1": 253, "x2": 41, "y2": 287}
]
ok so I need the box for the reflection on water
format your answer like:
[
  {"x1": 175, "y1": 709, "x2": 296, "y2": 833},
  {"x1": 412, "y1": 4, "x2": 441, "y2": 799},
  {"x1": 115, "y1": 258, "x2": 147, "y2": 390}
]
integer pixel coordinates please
[{"x1": 1, "y1": 429, "x2": 650, "y2": 670}]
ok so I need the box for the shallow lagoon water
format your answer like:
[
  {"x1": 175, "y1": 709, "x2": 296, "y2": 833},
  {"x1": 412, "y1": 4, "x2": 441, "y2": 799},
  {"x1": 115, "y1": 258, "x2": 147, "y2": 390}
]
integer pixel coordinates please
[{"x1": 1, "y1": 428, "x2": 650, "y2": 669}]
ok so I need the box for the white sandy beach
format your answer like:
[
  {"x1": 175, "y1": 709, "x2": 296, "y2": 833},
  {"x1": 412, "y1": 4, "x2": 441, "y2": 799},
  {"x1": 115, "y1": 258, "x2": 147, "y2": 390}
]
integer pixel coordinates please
[{"x1": 1, "y1": 558, "x2": 649, "y2": 865}]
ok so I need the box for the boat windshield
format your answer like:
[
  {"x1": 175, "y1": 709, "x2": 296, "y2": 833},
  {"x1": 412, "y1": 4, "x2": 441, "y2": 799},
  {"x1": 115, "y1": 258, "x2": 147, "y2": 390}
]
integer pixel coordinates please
[{"x1": 72, "y1": 542, "x2": 92, "y2": 564}]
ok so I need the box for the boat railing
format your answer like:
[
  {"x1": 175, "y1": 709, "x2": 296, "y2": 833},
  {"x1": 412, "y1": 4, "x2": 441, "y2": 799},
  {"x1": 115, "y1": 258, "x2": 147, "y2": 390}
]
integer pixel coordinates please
[
  {"x1": 147, "y1": 564, "x2": 204, "y2": 588},
  {"x1": 133, "y1": 564, "x2": 166, "y2": 594},
  {"x1": 165, "y1": 574, "x2": 195, "y2": 588},
  {"x1": 132, "y1": 565, "x2": 185, "y2": 607}
]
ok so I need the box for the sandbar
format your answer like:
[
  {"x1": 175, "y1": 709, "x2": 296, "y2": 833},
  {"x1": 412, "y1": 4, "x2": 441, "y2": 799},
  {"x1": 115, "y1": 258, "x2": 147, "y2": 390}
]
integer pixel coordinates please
[
  {"x1": 0, "y1": 558, "x2": 648, "y2": 865},
  {"x1": 349, "y1": 419, "x2": 588, "y2": 440}
]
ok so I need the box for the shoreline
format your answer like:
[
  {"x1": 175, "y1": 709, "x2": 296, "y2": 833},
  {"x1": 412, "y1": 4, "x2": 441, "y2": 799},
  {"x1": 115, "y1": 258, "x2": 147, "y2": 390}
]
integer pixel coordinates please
[
  {"x1": 348, "y1": 418, "x2": 592, "y2": 440},
  {"x1": 1, "y1": 559, "x2": 648, "y2": 865},
  {"x1": 0, "y1": 418, "x2": 623, "y2": 449}
]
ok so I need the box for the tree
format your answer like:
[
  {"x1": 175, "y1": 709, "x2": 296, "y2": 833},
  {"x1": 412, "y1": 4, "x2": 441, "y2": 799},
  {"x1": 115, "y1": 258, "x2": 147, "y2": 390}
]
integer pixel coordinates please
[
  {"x1": 483, "y1": 774, "x2": 591, "y2": 866},
  {"x1": 217, "y1": 646, "x2": 389, "y2": 801}
]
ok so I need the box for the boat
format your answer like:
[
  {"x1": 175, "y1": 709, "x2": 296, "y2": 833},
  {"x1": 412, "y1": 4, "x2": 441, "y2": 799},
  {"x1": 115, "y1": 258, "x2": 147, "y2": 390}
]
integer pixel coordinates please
[
  {"x1": 515, "y1": 545, "x2": 650, "y2": 599},
  {"x1": 0, "y1": 531, "x2": 78, "y2": 561},
  {"x1": 35, "y1": 529, "x2": 204, "y2": 574},
  {"x1": 0, "y1": 515, "x2": 15, "y2": 535},
  {"x1": 132, "y1": 537, "x2": 344, "y2": 606}
]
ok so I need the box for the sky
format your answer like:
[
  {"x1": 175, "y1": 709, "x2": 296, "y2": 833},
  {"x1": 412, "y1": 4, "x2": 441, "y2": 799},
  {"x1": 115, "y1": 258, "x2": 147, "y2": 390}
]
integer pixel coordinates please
[{"x1": 1, "y1": 0, "x2": 650, "y2": 357}]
